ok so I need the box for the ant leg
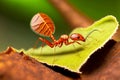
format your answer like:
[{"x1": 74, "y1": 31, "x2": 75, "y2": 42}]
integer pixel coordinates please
[
  {"x1": 39, "y1": 37, "x2": 54, "y2": 48},
  {"x1": 65, "y1": 41, "x2": 80, "y2": 48},
  {"x1": 33, "y1": 38, "x2": 40, "y2": 49},
  {"x1": 58, "y1": 42, "x2": 63, "y2": 48},
  {"x1": 64, "y1": 40, "x2": 75, "y2": 45},
  {"x1": 40, "y1": 42, "x2": 45, "y2": 54},
  {"x1": 72, "y1": 44, "x2": 76, "y2": 49},
  {"x1": 65, "y1": 41, "x2": 81, "y2": 48},
  {"x1": 76, "y1": 41, "x2": 81, "y2": 45},
  {"x1": 31, "y1": 38, "x2": 43, "y2": 55},
  {"x1": 52, "y1": 47, "x2": 56, "y2": 64}
]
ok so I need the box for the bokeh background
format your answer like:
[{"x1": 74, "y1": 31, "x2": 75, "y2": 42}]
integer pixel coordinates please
[{"x1": 0, "y1": 0, "x2": 120, "y2": 51}]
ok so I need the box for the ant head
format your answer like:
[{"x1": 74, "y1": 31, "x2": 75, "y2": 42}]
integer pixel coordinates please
[{"x1": 70, "y1": 33, "x2": 85, "y2": 42}]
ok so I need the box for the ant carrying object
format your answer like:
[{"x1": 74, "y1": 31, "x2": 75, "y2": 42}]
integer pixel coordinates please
[{"x1": 30, "y1": 13, "x2": 98, "y2": 48}]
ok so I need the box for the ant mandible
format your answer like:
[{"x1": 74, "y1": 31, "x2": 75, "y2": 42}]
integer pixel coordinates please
[{"x1": 30, "y1": 13, "x2": 97, "y2": 48}]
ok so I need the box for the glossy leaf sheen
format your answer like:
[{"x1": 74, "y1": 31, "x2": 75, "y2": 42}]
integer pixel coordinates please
[{"x1": 23, "y1": 15, "x2": 118, "y2": 73}]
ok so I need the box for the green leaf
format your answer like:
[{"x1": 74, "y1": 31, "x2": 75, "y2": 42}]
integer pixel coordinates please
[{"x1": 22, "y1": 15, "x2": 119, "y2": 73}]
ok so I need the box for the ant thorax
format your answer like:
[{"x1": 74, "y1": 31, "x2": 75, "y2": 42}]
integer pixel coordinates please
[{"x1": 60, "y1": 34, "x2": 69, "y2": 40}]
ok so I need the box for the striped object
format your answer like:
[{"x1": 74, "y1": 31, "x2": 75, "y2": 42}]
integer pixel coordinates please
[{"x1": 30, "y1": 13, "x2": 55, "y2": 37}]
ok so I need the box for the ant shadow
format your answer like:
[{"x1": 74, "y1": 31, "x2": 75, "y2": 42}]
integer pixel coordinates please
[
  {"x1": 31, "y1": 45, "x2": 84, "y2": 79},
  {"x1": 31, "y1": 46, "x2": 84, "y2": 57}
]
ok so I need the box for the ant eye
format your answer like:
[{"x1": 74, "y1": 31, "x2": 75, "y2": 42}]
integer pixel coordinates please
[{"x1": 77, "y1": 36, "x2": 80, "y2": 39}]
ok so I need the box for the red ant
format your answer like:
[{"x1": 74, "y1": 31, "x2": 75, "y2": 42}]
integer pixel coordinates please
[{"x1": 30, "y1": 13, "x2": 98, "y2": 48}]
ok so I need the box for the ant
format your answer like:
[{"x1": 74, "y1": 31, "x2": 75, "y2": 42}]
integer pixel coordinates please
[{"x1": 30, "y1": 13, "x2": 98, "y2": 48}]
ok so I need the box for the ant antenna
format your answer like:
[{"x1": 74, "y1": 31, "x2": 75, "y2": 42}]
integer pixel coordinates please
[{"x1": 85, "y1": 29, "x2": 100, "y2": 40}]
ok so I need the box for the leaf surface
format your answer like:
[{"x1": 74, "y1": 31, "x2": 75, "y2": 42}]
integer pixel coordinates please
[{"x1": 22, "y1": 15, "x2": 119, "y2": 72}]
